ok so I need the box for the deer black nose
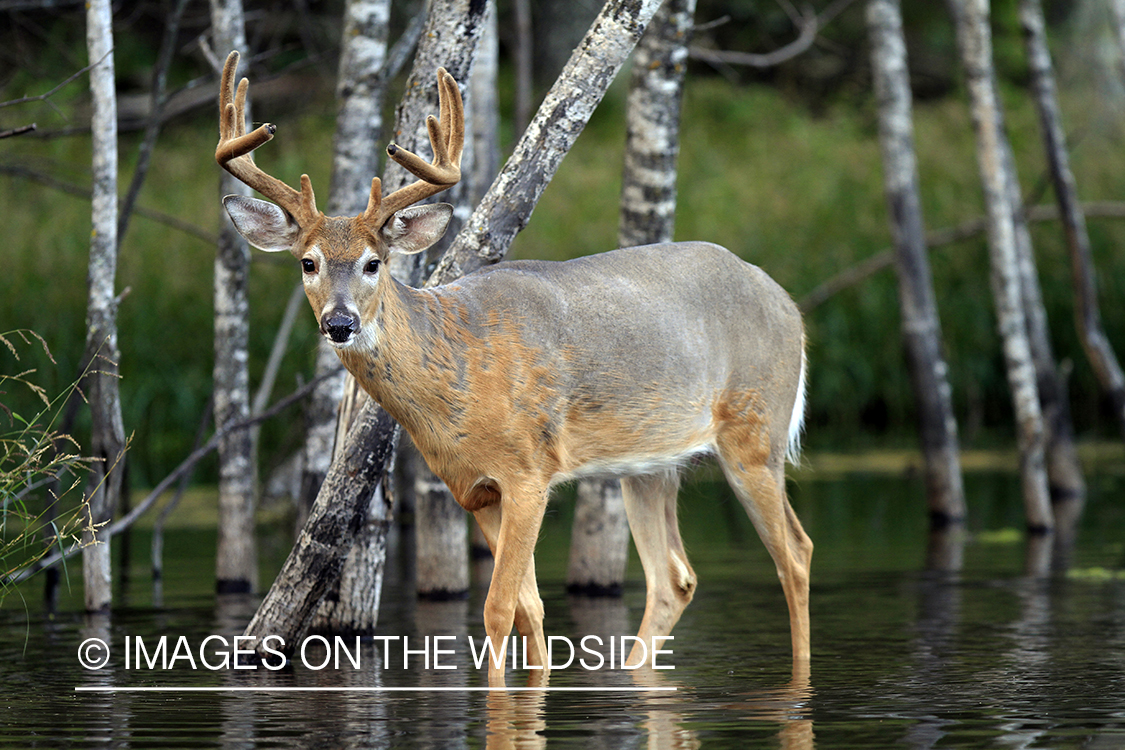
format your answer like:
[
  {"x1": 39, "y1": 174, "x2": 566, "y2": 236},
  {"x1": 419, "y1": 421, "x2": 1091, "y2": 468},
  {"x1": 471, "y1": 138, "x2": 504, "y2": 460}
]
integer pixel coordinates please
[{"x1": 322, "y1": 310, "x2": 358, "y2": 343}]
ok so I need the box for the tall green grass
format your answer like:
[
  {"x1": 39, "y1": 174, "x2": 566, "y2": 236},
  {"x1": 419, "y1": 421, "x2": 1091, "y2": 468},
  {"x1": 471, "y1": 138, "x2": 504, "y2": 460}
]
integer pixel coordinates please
[
  {"x1": 0, "y1": 331, "x2": 99, "y2": 604},
  {"x1": 2, "y1": 71, "x2": 1123, "y2": 490}
]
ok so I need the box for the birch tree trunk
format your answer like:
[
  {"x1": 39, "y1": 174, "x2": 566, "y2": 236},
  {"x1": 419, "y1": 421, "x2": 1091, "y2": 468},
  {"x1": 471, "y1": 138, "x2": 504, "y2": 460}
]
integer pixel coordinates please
[
  {"x1": 409, "y1": 0, "x2": 503, "y2": 599},
  {"x1": 1021, "y1": 0, "x2": 1125, "y2": 446},
  {"x1": 568, "y1": 0, "x2": 696, "y2": 596},
  {"x1": 867, "y1": 0, "x2": 965, "y2": 527},
  {"x1": 973, "y1": 3, "x2": 1085, "y2": 507},
  {"x1": 951, "y1": 0, "x2": 1053, "y2": 533},
  {"x1": 82, "y1": 0, "x2": 125, "y2": 614},
  {"x1": 210, "y1": 0, "x2": 258, "y2": 594},
  {"x1": 429, "y1": 0, "x2": 665, "y2": 286},
  {"x1": 1003, "y1": 132, "x2": 1085, "y2": 506},
  {"x1": 567, "y1": 479, "x2": 628, "y2": 596},
  {"x1": 616, "y1": 0, "x2": 695, "y2": 248},
  {"x1": 304, "y1": 0, "x2": 392, "y2": 633},
  {"x1": 470, "y1": 0, "x2": 500, "y2": 207},
  {"x1": 384, "y1": 0, "x2": 490, "y2": 601},
  {"x1": 243, "y1": 0, "x2": 663, "y2": 658},
  {"x1": 383, "y1": 0, "x2": 488, "y2": 263}
]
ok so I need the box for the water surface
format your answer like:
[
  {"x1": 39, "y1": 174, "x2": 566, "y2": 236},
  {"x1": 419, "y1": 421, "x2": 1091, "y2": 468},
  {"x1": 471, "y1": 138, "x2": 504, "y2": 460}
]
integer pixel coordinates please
[{"x1": 2, "y1": 467, "x2": 1123, "y2": 748}]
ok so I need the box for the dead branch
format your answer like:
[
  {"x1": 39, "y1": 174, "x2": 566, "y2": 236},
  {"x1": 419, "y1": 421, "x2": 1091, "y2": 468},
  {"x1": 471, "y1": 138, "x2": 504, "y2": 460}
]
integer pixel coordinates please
[
  {"x1": 690, "y1": 0, "x2": 859, "y2": 69},
  {"x1": 799, "y1": 201, "x2": 1125, "y2": 313},
  {"x1": 0, "y1": 50, "x2": 109, "y2": 113},
  {"x1": 0, "y1": 124, "x2": 36, "y2": 139}
]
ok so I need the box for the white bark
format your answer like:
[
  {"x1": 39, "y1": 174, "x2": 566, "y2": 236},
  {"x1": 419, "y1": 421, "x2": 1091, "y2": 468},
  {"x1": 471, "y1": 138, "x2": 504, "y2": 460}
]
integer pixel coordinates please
[
  {"x1": 617, "y1": 0, "x2": 696, "y2": 247},
  {"x1": 567, "y1": 479, "x2": 629, "y2": 595},
  {"x1": 469, "y1": 1, "x2": 500, "y2": 207},
  {"x1": 952, "y1": 0, "x2": 1052, "y2": 532},
  {"x1": 429, "y1": 0, "x2": 666, "y2": 286},
  {"x1": 1022, "y1": 0, "x2": 1125, "y2": 446},
  {"x1": 82, "y1": 0, "x2": 124, "y2": 614},
  {"x1": 329, "y1": 0, "x2": 392, "y2": 215},
  {"x1": 210, "y1": 0, "x2": 257, "y2": 594},
  {"x1": 1001, "y1": 124, "x2": 1085, "y2": 505},
  {"x1": 868, "y1": 0, "x2": 965, "y2": 525}
]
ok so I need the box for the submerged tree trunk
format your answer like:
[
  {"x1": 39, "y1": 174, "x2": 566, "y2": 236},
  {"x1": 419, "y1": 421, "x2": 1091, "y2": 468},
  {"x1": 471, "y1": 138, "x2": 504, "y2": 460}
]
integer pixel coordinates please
[
  {"x1": 1021, "y1": 0, "x2": 1125, "y2": 447},
  {"x1": 970, "y1": 3, "x2": 1085, "y2": 510},
  {"x1": 951, "y1": 0, "x2": 1052, "y2": 533},
  {"x1": 982, "y1": 6, "x2": 1083, "y2": 506},
  {"x1": 210, "y1": 0, "x2": 257, "y2": 594},
  {"x1": 567, "y1": 479, "x2": 629, "y2": 595},
  {"x1": 244, "y1": 0, "x2": 663, "y2": 658},
  {"x1": 568, "y1": 0, "x2": 695, "y2": 596},
  {"x1": 466, "y1": 4, "x2": 502, "y2": 578},
  {"x1": 82, "y1": 0, "x2": 125, "y2": 614},
  {"x1": 1002, "y1": 129, "x2": 1085, "y2": 506},
  {"x1": 867, "y1": 0, "x2": 965, "y2": 527}
]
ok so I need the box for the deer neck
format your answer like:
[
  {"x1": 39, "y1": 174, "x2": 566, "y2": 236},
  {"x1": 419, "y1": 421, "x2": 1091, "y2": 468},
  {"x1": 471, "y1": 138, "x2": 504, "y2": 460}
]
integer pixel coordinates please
[{"x1": 335, "y1": 272, "x2": 471, "y2": 459}]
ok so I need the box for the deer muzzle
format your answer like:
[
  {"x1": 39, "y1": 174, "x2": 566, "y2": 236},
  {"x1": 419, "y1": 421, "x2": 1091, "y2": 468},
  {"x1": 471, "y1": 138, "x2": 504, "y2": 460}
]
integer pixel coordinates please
[{"x1": 321, "y1": 309, "x2": 359, "y2": 344}]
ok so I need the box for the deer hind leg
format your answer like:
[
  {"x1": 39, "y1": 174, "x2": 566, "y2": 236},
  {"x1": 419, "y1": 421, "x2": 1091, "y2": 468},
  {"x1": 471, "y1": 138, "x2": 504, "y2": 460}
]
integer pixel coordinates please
[
  {"x1": 621, "y1": 471, "x2": 696, "y2": 667},
  {"x1": 472, "y1": 498, "x2": 549, "y2": 686},
  {"x1": 715, "y1": 431, "x2": 813, "y2": 664}
]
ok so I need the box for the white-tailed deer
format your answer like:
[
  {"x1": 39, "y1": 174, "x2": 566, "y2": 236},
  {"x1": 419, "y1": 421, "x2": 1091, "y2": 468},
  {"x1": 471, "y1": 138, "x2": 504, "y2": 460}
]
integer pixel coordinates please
[{"x1": 216, "y1": 51, "x2": 811, "y2": 686}]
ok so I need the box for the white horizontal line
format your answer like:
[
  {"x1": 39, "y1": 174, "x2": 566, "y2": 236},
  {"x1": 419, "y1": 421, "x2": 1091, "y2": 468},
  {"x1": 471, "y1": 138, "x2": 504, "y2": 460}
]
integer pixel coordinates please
[{"x1": 74, "y1": 685, "x2": 677, "y2": 693}]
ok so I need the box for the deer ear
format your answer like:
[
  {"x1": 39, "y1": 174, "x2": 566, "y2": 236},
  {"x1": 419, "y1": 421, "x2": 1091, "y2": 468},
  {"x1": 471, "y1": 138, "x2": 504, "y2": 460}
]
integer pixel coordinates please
[
  {"x1": 379, "y1": 203, "x2": 453, "y2": 256},
  {"x1": 223, "y1": 195, "x2": 302, "y2": 253}
]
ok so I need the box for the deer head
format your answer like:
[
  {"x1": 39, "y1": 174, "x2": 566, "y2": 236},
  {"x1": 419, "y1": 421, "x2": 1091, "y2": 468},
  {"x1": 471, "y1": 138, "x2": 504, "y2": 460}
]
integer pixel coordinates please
[{"x1": 215, "y1": 50, "x2": 464, "y2": 348}]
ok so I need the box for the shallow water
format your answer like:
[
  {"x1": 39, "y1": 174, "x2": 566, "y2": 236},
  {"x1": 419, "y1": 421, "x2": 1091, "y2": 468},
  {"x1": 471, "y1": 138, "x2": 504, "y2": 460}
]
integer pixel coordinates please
[{"x1": 2, "y1": 468, "x2": 1124, "y2": 748}]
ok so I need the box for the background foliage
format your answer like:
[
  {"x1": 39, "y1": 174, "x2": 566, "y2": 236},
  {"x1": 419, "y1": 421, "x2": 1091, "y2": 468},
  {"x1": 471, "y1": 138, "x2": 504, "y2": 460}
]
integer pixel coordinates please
[{"x1": 1, "y1": 0, "x2": 1123, "y2": 491}]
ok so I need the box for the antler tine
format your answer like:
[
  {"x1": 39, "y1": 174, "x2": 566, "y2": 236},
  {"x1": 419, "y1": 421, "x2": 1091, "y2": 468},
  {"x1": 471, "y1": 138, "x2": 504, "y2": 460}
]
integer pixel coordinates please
[
  {"x1": 215, "y1": 51, "x2": 319, "y2": 227},
  {"x1": 233, "y1": 78, "x2": 249, "y2": 138},
  {"x1": 369, "y1": 67, "x2": 464, "y2": 229}
]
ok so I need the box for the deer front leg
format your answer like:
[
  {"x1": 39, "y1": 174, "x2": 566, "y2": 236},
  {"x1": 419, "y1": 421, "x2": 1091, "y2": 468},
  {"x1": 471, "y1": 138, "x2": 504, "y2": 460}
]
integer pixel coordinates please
[{"x1": 473, "y1": 494, "x2": 550, "y2": 687}]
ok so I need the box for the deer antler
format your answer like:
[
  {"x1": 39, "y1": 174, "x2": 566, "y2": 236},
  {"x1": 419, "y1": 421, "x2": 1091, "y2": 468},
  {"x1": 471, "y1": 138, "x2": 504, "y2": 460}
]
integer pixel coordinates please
[
  {"x1": 215, "y1": 51, "x2": 320, "y2": 228},
  {"x1": 363, "y1": 67, "x2": 464, "y2": 230}
]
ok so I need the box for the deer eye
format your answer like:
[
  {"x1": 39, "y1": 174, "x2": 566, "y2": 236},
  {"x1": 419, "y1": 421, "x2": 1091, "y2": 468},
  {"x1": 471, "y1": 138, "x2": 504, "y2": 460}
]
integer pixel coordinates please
[
  {"x1": 301, "y1": 258, "x2": 316, "y2": 274},
  {"x1": 364, "y1": 259, "x2": 380, "y2": 274}
]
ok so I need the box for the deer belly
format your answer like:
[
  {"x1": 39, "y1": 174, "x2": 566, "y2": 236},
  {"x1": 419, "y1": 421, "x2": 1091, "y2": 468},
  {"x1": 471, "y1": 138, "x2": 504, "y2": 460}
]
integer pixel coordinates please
[{"x1": 546, "y1": 394, "x2": 719, "y2": 484}]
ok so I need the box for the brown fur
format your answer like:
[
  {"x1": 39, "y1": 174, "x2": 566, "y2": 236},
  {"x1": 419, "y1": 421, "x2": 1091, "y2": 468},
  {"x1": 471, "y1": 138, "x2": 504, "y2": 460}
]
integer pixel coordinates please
[{"x1": 308, "y1": 239, "x2": 812, "y2": 685}]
